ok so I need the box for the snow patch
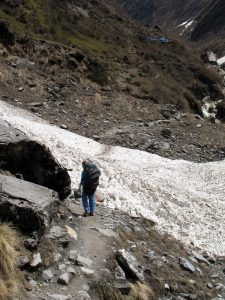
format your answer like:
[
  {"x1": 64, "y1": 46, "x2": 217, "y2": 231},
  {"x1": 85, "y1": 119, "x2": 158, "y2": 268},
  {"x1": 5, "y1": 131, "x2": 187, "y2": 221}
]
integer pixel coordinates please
[
  {"x1": 201, "y1": 97, "x2": 217, "y2": 119},
  {"x1": 177, "y1": 17, "x2": 193, "y2": 27},
  {"x1": 217, "y1": 56, "x2": 225, "y2": 66},
  {"x1": 178, "y1": 20, "x2": 189, "y2": 27},
  {"x1": 0, "y1": 101, "x2": 225, "y2": 256},
  {"x1": 185, "y1": 20, "x2": 194, "y2": 29},
  {"x1": 178, "y1": 18, "x2": 195, "y2": 36}
]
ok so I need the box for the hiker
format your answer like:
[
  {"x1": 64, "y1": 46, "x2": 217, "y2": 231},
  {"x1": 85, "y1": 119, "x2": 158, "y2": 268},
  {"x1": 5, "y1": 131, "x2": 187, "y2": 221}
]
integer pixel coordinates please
[{"x1": 79, "y1": 159, "x2": 101, "y2": 216}]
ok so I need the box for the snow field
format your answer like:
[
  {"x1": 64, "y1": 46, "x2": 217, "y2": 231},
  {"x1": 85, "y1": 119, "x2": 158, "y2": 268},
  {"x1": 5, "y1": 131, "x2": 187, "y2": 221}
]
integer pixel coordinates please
[{"x1": 0, "y1": 100, "x2": 225, "y2": 255}]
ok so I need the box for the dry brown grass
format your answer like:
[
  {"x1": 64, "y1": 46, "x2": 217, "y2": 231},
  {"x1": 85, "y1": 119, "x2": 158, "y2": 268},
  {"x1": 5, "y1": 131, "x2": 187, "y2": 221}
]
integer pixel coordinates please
[
  {"x1": 130, "y1": 282, "x2": 154, "y2": 300},
  {"x1": 97, "y1": 281, "x2": 154, "y2": 300},
  {"x1": 0, "y1": 223, "x2": 21, "y2": 300}
]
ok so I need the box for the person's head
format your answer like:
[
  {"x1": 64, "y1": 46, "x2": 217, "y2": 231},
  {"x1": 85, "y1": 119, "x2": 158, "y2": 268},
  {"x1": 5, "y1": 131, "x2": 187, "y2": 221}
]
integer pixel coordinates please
[{"x1": 82, "y1": 159, "x2": 90, "y2": 169}]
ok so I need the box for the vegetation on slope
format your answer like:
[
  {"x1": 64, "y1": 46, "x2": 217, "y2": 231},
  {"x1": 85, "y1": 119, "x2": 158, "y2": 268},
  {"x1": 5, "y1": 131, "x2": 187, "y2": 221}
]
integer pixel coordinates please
[
  {"x1": 0, "y1": 223, "x2": 21, "y2": 300},
  {"x1": 0, "y1": 0, "x2": 223, "y2": 112},
  {"x1": 0, "y1": 0, "x2": 109, "y2": 51}
]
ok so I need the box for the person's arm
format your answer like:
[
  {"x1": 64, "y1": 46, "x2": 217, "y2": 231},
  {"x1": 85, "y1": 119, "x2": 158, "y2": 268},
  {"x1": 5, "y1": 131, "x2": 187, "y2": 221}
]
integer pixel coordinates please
[{"x1": 79, "y1": 171, "x2": 85, "y2": 189}]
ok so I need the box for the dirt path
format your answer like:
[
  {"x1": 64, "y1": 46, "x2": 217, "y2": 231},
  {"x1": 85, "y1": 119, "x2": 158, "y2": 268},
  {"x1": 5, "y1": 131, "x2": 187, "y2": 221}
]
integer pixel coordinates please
[{"x1": 26, "y1": 201, "x2": 117, "y2": 300}]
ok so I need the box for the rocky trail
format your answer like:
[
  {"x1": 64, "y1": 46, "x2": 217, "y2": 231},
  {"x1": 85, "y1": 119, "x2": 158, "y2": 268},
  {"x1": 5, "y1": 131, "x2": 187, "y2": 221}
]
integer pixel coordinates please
[
  {"x1": 20, "y1": 197, "x2": 225, "y2": 300},
  {"x1": 26, "y1": 200, "x2": 116, "y2": 300}
]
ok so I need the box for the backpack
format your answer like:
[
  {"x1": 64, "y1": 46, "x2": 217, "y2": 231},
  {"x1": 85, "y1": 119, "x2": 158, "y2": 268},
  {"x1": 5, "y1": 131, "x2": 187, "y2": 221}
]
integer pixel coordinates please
[{"x1": 84, "y1": 161, "x2": 101, "y2": 193}]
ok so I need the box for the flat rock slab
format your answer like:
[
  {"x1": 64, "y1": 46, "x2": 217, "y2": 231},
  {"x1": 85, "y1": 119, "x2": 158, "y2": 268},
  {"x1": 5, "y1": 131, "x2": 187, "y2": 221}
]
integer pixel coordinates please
[
  {"x1": 179, "y1": 257, "x2": 196, "y2": 273},
  {"x1": 47, "y1": 226, "x2": 70, "y2": 246},
  {"x1": 80, "y1": 267, "x2": 95, "y2": 276},
  {"x1": 76, "y1": 254, "x2": 93, "y2": 267},
  {"x1": 92, "y1": 227, "x2": 118, "y2": 238},
  {"x1": 193, "y1": 252, "x2": 209, "y2": 264},
  {"x1": 0, "y1": 174, "x2": 59, "y2": 233},
  {"x1": 116, "y1": 249, "x2": 144, "y2": 282},
  {"x1": 49, "y1": 295, "x2": 71, "y2": 300}
]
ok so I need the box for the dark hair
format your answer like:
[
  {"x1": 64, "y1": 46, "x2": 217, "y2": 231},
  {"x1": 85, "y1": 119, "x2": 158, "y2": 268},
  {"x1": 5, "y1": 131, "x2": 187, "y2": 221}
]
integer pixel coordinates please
[{"x1": 82, "y1": 159, "x2": 90, "y2": 167}]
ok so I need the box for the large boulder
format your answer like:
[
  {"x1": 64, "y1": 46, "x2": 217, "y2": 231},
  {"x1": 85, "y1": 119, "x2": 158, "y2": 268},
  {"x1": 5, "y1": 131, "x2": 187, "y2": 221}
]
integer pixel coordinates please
[
  {"x1": 0, "y1": 119, "x2": 71, "y2": 199},
  {"x1": 0, "y1": 174, "x2": 59, "y2": 233}
]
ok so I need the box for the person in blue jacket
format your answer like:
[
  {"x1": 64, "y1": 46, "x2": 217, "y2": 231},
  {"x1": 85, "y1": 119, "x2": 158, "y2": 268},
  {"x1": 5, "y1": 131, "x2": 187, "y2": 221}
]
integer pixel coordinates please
[{"x1": 79, "y1": 159, "x2": 101, "y2": 217}]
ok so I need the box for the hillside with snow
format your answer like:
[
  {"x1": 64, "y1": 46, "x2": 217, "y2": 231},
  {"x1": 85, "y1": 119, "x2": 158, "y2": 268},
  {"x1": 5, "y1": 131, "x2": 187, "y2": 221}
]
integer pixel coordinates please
[
  {"x1": 119, "y1": 0, "x2": 225, "y2": 55},
  {"x1": 118, "y1": 0, "x2": 210, "y2": 34},
  {"x1": 1, "y1": 100, "x2": 225, "y2": 256}
]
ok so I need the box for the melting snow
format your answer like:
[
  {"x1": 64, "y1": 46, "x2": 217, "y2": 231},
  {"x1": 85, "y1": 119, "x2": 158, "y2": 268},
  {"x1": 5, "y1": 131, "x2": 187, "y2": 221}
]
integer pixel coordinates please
[
  {"x1": 178, "y1": 20, "x2": 189, "y2": 27},
  {"x1": 184, "y1": 20, "x2": 194, "y2": 29},
  {"x1": 178, "y1": 18, "x2": 195, "y2": 36},
  {"x1": 217, "y1": 55, "x2": 225, "y2": 66},
  {"x1": 0, "y1": 101, "x2": 225, "y2": 256}
]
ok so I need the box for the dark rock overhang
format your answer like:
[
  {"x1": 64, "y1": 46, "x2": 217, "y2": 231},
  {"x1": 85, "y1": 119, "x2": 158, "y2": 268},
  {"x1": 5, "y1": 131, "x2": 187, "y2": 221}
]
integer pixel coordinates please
[{"x1": 0, "y1": 119, "x2": 71, "y2": 200}]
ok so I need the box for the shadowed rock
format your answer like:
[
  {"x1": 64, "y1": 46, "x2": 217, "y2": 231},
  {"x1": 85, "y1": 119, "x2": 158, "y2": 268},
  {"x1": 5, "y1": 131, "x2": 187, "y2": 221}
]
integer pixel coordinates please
[
  {"x1": 116, "y1": 249, "x2": 144, "y2": 282},
  {"x1": 0, "y1": 174, "x2": 59, "y2": 233},
  {"x1": 0, "y1": 119, "x2": 71, "y2": 199},
  {"x1": 179, "y1": 257, "x2": 196, "y2": 273}
]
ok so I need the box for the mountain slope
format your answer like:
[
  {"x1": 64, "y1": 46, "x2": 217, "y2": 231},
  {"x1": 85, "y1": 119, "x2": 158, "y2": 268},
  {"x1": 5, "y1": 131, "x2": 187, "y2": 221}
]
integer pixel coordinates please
[
  {"x1": 119, "y1": 0, "x2": 225, "y2": 55},
  {"x1": 118, "y1": 0, "x2": 210, "y2": 33},
  {"x1": 0, "y1": 0, "x2": 223, "y2": 113}
]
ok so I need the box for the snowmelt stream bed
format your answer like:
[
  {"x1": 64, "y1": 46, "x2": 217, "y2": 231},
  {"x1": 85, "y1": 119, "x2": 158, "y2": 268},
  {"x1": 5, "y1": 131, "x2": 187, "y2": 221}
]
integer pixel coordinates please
[{"x1": 0, "y1": 100, "x2": 225, "y2": 256}]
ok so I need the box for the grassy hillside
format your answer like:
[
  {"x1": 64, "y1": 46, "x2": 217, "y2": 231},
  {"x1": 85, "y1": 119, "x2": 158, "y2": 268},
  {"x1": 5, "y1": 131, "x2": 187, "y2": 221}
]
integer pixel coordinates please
[{"x1": 0, "y1": 0, "x2": 223, "y2": 111}]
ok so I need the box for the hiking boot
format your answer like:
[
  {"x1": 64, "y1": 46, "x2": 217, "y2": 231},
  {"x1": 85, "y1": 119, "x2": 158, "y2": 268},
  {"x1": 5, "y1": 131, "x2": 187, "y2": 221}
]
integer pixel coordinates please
[
  {"x1": 89, "y1": 212, "x2": 94, "y2": 216},
  {"x1": 83, "y1": 212, "x2": 89, "y2": 217}
]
